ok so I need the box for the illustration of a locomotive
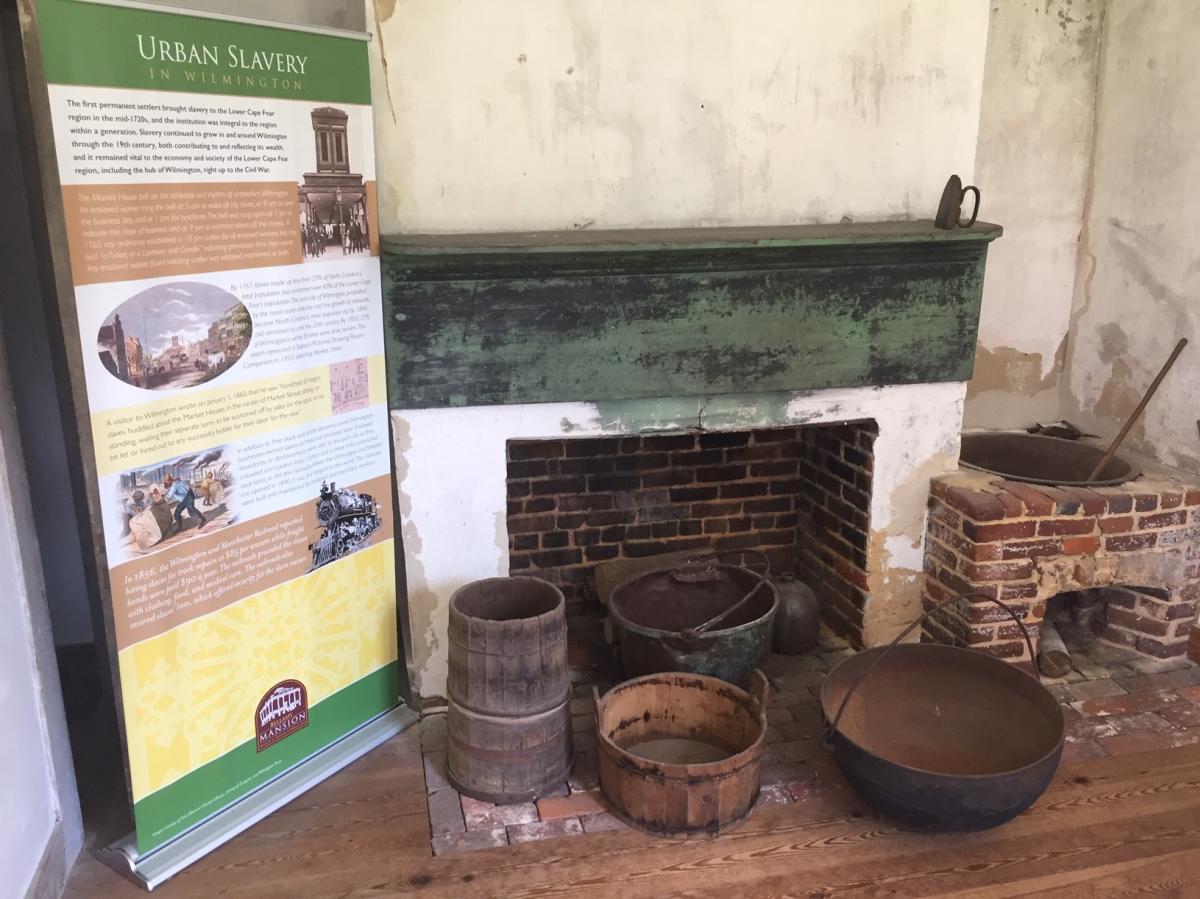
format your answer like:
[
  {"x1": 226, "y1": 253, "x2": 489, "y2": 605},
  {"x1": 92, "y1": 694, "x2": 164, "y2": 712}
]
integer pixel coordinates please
[{"x1": 309, "y1": 481, "x2": 382, "y2": 569}]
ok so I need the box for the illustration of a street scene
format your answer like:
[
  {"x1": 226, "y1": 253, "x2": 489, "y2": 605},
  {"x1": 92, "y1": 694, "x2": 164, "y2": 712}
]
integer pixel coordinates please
[
  {"x1": 97, "y1": 282, "x2": 252, "y2": 391},
  {"x1": 299, "y1": 106, "x2": 371, "y2": 259},
  {"x1": 115, "y1": 447, "x2": 237, "y2": 558},
  {"x1": 308, "y1": 480, "x2": 381, "y2": 570}
]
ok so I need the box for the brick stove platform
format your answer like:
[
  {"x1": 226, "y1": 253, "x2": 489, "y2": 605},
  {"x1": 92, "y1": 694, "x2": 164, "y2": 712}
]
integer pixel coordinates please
[{"x1": 923, "y1": 460, "x2": 1200, "y2": 665}]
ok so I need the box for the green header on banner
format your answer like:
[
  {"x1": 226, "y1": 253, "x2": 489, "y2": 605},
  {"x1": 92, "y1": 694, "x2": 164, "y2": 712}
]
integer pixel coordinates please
[{"x1": 38, "y1": 0, "x2": 371, "y2": 104}]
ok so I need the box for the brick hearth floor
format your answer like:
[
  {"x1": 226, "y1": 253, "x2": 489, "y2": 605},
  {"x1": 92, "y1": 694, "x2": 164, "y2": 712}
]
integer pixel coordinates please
[{"x1": 419, "y1": 619, "x2": 1200, "y2": 856}]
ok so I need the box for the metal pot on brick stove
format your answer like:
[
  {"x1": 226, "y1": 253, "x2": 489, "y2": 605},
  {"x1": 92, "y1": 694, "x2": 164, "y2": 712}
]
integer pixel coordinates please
[
  {"x1": 819, "y1": 593, "x2": 1065, "y2": 831},
  {"x1": 607, "y1": 550, "x2": 778, "y2": 688}
]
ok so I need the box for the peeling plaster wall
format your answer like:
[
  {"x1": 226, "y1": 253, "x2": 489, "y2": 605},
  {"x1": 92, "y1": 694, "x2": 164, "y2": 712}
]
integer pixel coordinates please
[
  {"x1": 1062, "y1": 0, "x2": 1200, "y2": 473},
  {"x1": 367, "y1": 0, "x2": 989, "y2": 233},
  {"x1": 964, "y1": 0, "x2": 1106, "y2": 429},
  {"x1": 393, "y1": 383, "x2": 965, "y2": 699}
]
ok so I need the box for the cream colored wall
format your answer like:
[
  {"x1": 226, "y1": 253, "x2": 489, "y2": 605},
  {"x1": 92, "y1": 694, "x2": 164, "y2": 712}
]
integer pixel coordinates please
[
  {"x1": 964, "y1": 0, "x2": 1106, "y2": 430},
  {"x1": 369, "y1": 0, "x2": 989, "y2": 234},
  {"x1": 369, "y1": 0, "x2": 993, "y2": 697},
  {"x1": 1061, "y1": 0, "x2": 1200, "y2": 472}
]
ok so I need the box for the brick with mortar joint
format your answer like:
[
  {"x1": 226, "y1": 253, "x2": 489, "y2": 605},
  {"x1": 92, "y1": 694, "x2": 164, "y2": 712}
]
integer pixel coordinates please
[
  {"x1": 1107, "y1": 606, "x2": 1171, "y2": 636},
  {"x1": 641, "y1": 434, "x2": 696, "y2": 452},
  {"x1": 508, "y1": 441, "x2": 565, "y2": 461},
  {"x1": 1001, "y1": 538, "x2": 1063, "y2": 559},
  {"x1": 1038, "y1": 518, "x2": 1097, "y2": 537},
  {"x1": 1099, "y1": 516, "x2": 1135, "y2": 534},
  {"x1": 1166, "y1": 599, "x2": 1199, "y2": 619},
  {"x1": 612, "y1": 453, "x2": 671, "y2": 473},
  {"x1": 509, "y1": 513, "x2": 557, "y2": 533},
  {"x1": 1134, "y1": 495, "x2": 1159, "y2": 512},
  {"x1": 1036, "y1": 486, "x2": 1082, "y2": 515},
  {"x1": 1106, "y1": 533, "x2": 1158, "y2": 552},
  {"x1": 1140, "y1": 510, "x2": 1188, "y2": 529},
  {"x1": 1065, "y1": 487, "x2": 1108, "y2": 515},
  {"x1": 1137, "y1": 635, "x2": 1189, "y2": 659},
  {"x1": 509, "y1": 459, "x2": 549, "y2": 478},
  {"x1": 1062, "y1": 536, "x2": 1101, "y2": 555},
  {"x1": 925, "y1": 538, "x2": 960, "y2": 571},
  {"x1": 587, "y1": 474, "x2": 640, "y2": 492},
  {"x1": 584, "y1": 545, "x2": 618, "y2": 562},
  {"x1": 672, "y1": 450, "x2": 723, "y2": 466},
  {"x1": 698, "y1": 431, "x2": 750, "y2": 449},
  {"x1": 703, "y1": 519, "x2": 730, "y2": 535},
  {"x1": 1161, "y1": 491, "x2": 1184, "y2": 509},
  {"x1": 624, "y1": 524, "x2": 652, "y2": 540},
  {"x1": 1001, "y1": 582, "x2": 1039, "y2": 600},
  {"x1": 1105, "y1": 494, "x2": 1134, "y2": 514},
  {"x1": 769, "y1": 479, "x2": 805, "y2": 495},
  {"x1": 721, "y1": 482, "x2": 770, "y2": 499},
  {"x1": 966, "y1": 601, "x2": 1030, "y2": 623},
  {"x1": 679, "y1": 521, "x2": 703, "y2": 536},
  {"x1": 640, "y1": 469, "x2": 695, "y2": 488},
  {"x1": 696, "y1": 464, "x2": 749, "y2": 483},
  {"x1": 670, "y1": 486, "x2": 719, "y2": 503},
  {"x1": 650, "y1": 522, "x2": 679, "y2": 538},
  {"x1": 563, "y1": 438, "x2": 619, "y2": 458},
  {"x1": 965, "y1": 559, "x2": 1036, "y2": 582},
  {"x1": 558, "y1": 494, "x2": 615, "y2": 512},
  {"x1": 728, "y1": 517, "x2": 752, "y2": 533},
  {"x1": 995, "y1": 482, "x2": 1056, "y2": 516},
  {"x1": 508, "y1": 481, "x2": 531, "y2": 499},
  {"x1": 1186, "y1": 489, "x2": 1200, "y2": 506},
  {"x1": 524, "y1": 497, "x2": 555, "y2": 514},
  {"x1": 692, "y1": 501, "x2": 743, "y2": 518},
  {"x1": 929, "y1": 500, "x2": 962, "y2": 529},
  {"x1": 1160, "y1": 526, "x2": 1200, "y2": 546},
  {"x1": 532, "y1": 548, "x2": 582, "y2": 567},
  {"x1": 990, "y1": 490, "x2": 1024, "y2": 517},
  {"x1": 962, "y1": 519, "x2": 1037, "y2": 543}
]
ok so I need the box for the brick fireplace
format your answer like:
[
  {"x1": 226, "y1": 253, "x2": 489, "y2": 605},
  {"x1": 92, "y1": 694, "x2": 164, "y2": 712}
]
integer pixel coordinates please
[
  {"x1": 383, "y1": 221, "x2": 1003, "y2": 702},
  {"x1": 506, "y1": 421, "x2": 877, "y2": 643},
  {"x1": 922, "y1": 461, "x2": 1200, "y2": 666}
]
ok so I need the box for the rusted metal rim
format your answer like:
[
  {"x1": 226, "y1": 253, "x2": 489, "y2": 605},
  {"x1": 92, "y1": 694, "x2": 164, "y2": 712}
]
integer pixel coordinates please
[
  {"x1": 607, "y1": 564, "x2": 779, "y2": 640},
  {"x1": 594, "y1": 671, "x2": 767, "y2": 779},
  {"x1": 959, "y1": 431, "x2": 1140, "y2": 487},
  {"x1": 819, "y1": 644, "x2": 1066, "y2": 781}
]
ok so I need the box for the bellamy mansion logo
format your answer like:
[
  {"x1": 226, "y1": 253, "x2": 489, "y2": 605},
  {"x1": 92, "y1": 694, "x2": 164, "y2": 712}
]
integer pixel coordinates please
[{"x1": 256, "y1": 680, "x2": 309, "y2": 752}]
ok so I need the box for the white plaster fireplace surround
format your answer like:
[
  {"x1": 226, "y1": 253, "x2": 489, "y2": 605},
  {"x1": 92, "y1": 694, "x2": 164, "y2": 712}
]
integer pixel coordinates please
[{"x1": 392, "y1": 382, "x2": 965, "y2": 700}]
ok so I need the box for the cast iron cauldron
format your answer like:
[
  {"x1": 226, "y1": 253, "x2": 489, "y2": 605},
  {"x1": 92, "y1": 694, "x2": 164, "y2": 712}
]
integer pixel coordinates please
[
  {"x1": 608, "y1": 550, "x2": 777, "y2": 688},
  {"x1": 820, "y1": 594, "x2": 1064, "y2": 831}
]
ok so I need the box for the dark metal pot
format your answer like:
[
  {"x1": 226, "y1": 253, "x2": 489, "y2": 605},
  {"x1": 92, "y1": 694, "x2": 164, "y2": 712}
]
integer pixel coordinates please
[
  {"x1": 820, "y1": 594, "x2": 1065, "y2": 831},
  {"x1": 608, "y1": 554, "x2": 777, "y2": 688}
]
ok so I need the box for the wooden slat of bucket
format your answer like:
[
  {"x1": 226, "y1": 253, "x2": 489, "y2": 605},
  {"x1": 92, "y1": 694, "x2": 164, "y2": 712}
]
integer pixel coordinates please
[
  {"x1": 446, "y1": 698, "x2": 572, "y2": 804},
  {"x1": 446, "y1": 577, "x2": 568, "y2": 717}
]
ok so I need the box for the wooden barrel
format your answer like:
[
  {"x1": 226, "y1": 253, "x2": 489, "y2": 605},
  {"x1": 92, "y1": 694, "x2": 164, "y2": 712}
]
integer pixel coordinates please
[
  {"x1": 446, "y1": 576, "x2": 571, "y2": 802},
  {"x1": 447, "y1": 576, "x2": 569, "y2": 715},
  {"x1": 595, "y1": 670, "x2": 768, "y2": 836},
  {"x1": 446, "y1": 699, "x2": 573, "y2": 804}
]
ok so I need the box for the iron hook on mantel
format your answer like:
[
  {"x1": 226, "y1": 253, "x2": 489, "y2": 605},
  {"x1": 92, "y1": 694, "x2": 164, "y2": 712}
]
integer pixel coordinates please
[{"x1": 934, "y1": 174, "x2": 981, "y2": 230}]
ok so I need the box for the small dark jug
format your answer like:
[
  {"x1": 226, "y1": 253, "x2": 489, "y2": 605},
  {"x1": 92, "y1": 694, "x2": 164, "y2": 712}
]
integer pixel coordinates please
[{"x1": 771, "y1": 572, "x2": 819, "y2": 654}]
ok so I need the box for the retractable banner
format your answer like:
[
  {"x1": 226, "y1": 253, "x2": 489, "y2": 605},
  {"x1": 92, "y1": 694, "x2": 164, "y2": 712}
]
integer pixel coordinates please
[{"x1": 36, "y1": 0, "x2": 406, "y2": 877}]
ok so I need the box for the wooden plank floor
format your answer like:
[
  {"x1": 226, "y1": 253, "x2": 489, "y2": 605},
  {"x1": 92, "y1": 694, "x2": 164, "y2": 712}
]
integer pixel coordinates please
[{"x1": 63, "y1": 724, "x2": 1200, "y2": 898}]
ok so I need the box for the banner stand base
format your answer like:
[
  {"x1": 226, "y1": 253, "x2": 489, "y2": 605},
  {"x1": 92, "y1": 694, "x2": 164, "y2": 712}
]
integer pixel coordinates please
[{"x1": 97, "y1": 703, "x2": 418, "y2": 892}]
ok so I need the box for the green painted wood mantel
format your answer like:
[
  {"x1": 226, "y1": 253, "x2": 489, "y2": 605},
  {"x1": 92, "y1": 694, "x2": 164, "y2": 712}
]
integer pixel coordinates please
[{"x1": 381, "y1": 220, "x2": 1002, "y2": 409}]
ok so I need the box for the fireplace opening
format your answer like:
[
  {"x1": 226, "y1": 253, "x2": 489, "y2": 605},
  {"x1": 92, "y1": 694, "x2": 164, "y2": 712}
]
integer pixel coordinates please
[{"x1": 505, "y1": 421, "x2": 878, "y2": 682}]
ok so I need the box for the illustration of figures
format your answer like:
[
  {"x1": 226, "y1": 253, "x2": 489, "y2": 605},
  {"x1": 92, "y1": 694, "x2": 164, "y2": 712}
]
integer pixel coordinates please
[
  {"x1": 164, "y1": 474, "x2": 207, "y2": 533},
  {"x1": 199, "y1": 470, "x2": 224, "y2": 507},
  {"x1": 121, "y1": 489, "x2": 147, "y2": 536}
]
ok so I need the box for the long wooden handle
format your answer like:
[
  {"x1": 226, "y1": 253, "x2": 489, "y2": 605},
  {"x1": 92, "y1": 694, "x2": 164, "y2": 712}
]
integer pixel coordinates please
[{"x1": 1087, "y1": 338, "x2": 1188, "y2": 482}]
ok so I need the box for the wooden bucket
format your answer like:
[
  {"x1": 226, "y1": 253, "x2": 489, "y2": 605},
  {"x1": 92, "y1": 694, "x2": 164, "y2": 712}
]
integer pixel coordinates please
[
  {"x1": 447, "y1": 576, "x2": 569, "y2": 715},
  {"x1": 446, "y1": 576, "x2": 571, "y2": 802},
  {"x1": 595, "y1": 670, "x2": 768, "y2": 836},
  {"x1": 446, "y1": 699, "x2": 573, "y2": 804}
]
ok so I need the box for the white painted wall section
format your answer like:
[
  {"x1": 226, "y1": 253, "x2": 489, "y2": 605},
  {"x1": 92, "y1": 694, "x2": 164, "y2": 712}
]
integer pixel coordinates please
[{"x1": 368, "y1": 0, "x2": 989, "y2": 233}]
